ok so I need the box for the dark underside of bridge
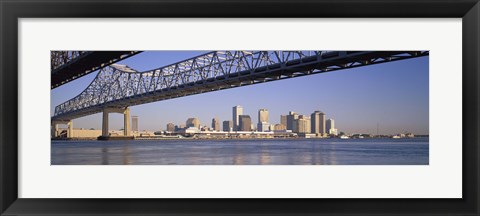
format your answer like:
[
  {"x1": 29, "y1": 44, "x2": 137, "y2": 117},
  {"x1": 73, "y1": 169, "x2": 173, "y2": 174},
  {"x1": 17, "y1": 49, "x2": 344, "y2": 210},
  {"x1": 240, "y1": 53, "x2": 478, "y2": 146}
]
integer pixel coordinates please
[
  {"x1": 52, "y1": 51, "x2": 428, "y2": 121},
  {"x1": 51, "y1": 51, "x2": 141, "y2": 89}
]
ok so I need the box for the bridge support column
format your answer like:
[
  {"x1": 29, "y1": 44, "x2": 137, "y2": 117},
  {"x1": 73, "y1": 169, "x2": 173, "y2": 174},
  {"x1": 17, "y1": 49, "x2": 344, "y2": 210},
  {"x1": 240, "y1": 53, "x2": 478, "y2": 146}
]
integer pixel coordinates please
[
  {"x1": 102, "y1": 107, "x2": 131, "y2": 138},
  {"x1": 51, "y1": 122, "x2": 58, "y2": 138},
  {"x1": 67, "y1": 121, "x2": 73, "y2": 138},
  {"x1": 51, "y1": 120, "x2": 72, "y2": 138},
  {"x1": 124, "y1": 107, "x2": 131, "y2": 136},
  {"x1": 102, "y1": 109, "x2": 109, "y2": 137}
]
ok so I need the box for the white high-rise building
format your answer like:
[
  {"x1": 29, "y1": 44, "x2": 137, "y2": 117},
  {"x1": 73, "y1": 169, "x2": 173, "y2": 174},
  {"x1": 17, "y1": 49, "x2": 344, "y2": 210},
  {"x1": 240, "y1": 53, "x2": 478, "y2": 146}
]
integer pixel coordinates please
[
  {"x1": 257, "y1": 108, "x2": 270, "y2": 132},
  {"x1": 258, "y1": 109, "x2": 269, "y2": 123},
  {"x1": 232, "y1": 105, "x2": 243, "y2": 131}
]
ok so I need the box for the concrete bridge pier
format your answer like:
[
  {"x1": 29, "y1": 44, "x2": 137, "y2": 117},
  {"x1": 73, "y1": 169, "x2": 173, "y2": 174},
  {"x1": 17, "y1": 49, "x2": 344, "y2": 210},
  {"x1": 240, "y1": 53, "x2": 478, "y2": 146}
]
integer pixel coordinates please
[
  {"x1": 51, "y1": 120, "x2": 73, "y2": 138},
  {"x1": 101, "y1": 107, "x2": 131, "y2": 138}
]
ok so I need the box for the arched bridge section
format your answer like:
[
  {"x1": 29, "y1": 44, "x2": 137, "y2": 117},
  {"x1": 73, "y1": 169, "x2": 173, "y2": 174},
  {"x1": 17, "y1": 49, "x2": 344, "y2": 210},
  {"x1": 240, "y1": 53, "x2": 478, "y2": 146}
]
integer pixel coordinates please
[{"x1": 52, "y1": 50, "x2": 428, "y2": 122}]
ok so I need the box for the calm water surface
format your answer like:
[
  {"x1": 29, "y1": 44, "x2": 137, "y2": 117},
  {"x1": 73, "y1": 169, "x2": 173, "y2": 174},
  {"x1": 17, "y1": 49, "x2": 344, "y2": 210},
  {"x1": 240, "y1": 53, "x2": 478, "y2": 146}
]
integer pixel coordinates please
[{"x1": 51, "y1": 138, "x2": 428, "y2": 165}]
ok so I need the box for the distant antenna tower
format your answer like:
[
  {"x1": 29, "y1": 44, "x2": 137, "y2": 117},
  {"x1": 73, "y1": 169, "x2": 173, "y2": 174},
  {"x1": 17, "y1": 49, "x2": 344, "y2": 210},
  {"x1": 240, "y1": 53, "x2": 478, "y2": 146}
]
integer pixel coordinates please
[{"x1": 376, "y1": 122, "x2": 379, "y2": 137}]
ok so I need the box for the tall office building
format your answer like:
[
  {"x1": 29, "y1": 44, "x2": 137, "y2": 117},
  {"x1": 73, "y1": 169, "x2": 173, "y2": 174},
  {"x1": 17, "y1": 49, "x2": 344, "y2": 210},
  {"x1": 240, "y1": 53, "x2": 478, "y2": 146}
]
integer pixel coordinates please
[
  {"x1": 280, "y1": 115, "x2": 287, "y2": 127},
  {"x1": 239, "y1": 115, "x2": 252, "y2": 131},
  {"x1": 132, "y1": 116, "x2": 138, "y2": 132},
  {"x1": 258, "y1": 109, "x2": 269, "y2": 123},
  {"x1": 257, "y1": 109, "x2": 269, "y2": 132},
  {"x1": 232, "y1": 105, "x2": 243, "y2": 131},
  {"x1": 295, "y1": 115, "x2": 311, "y2": 133},
  {"x1": 286, "y1": 111, "x2": 299, "y2": 131},
  {"x1": 211, "y1": 118, "x2": 220, "y2": 131},
  {"x1": 326, "y1": 119, "x2": 338, "y2": 135},
  {"x1": 311, "y1": 111, "x2": 326, "y2": 135},
  {"x1": 326, "y1": 119, "x2": 334, "y2": 133},
  {"x1": 166, "y1": 123, "x2": 175, "y2": 132},
  {"x1": 186, "y1": 118, "x2": 200, "y2": 128},
  {"x1": 223, "y1": 120, "x2": 233, "y2": 132}
]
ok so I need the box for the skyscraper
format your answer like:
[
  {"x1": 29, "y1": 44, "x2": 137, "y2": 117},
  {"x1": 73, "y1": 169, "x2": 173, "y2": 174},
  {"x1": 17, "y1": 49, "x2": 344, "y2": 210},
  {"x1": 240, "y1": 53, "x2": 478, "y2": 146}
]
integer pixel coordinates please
[
  {"x1": 239, "y1": 115, "x2": 252, "y2": 131},
  {"x1": 223, "y1": 120, "x2": 233, "y2": 132},
  {"x1": 326, "y1": 119, "x2": 334, "y2": 133},
  {"x1": 311, "y1": 111, "x2": 326, "y2": 135},
  {"x1": 295, "y1": 115, "x2": 311, "y2": 133},
  {"x1": 258, "y1": 109, "x2": 269, "y2": 123},
  {"x1": 287, "y1": 111, "x2": 299, "y2": 131},
  {"x1": 186, "y1": 118, "x2": 200, "y2": 128},
  {"x1": 132, "y1": 116, "x2": 138, "y2": 132},
  {"x1": 211, "y1": 118, "x2": 220, "y2": 131},
  {"x1": 232, "y1": 105, "x2": 243, "y2": 131},
  {"x1": 280, "y1": 115, "x2": 287, "y2": 127},
  {"x1": 326, "y1": 119, "x2": 338, "y2": 135},
  {"x1": 257, "y1": 109, "x2": 269, "y2": 132},
  {"x1": 166, "y1": 123, "x2": 175, "y2": 132}
]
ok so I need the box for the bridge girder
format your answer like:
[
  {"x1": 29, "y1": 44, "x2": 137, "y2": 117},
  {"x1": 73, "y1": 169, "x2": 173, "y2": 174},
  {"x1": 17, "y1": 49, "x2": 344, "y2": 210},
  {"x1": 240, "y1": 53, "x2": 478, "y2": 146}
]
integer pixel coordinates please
[{"x1": 52, "y1": 50, "x2": 428, "y2": 121}]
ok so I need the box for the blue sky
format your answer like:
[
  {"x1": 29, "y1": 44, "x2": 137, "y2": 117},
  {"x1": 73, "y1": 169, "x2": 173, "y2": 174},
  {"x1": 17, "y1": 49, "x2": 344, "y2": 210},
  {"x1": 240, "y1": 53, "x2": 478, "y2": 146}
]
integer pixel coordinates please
[{"x1": 51, "y1": 51, "x2": 429, "y2": 135}]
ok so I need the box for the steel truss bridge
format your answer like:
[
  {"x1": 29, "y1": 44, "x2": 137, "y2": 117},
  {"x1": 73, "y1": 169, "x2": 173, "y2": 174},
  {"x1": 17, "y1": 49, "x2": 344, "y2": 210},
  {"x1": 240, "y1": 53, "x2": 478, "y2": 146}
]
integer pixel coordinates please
[
  {"x1": 53, "y1": 50, "x2": 428, "y2": 121},
  {"x1": 51, "y1": 50, "x2": 428, "y2": 137},
  {"x1": 51, "y1": 51, "x2": 141, "y2": 89}
]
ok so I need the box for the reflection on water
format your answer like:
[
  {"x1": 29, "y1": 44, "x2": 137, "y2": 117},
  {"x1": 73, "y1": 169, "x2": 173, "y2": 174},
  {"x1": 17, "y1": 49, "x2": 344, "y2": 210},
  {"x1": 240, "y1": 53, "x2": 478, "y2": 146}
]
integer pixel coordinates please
[{"x1": 51, "y1": 138, "x2": 429, "y2": 165}]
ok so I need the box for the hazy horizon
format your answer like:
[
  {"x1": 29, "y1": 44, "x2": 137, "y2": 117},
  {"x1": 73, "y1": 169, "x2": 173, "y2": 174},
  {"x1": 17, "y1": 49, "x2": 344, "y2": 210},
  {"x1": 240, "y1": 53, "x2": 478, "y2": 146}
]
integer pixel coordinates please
[{"x1": 51, "y1": 51, "x2": 429, "y2": 135}]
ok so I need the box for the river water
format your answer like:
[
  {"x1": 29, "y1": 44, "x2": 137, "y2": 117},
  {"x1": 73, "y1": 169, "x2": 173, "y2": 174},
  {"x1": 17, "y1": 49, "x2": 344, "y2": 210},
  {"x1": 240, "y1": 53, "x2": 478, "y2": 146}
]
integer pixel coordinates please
[{"x1": 51, "y1": 137, "x2": 428, "y2": 165}]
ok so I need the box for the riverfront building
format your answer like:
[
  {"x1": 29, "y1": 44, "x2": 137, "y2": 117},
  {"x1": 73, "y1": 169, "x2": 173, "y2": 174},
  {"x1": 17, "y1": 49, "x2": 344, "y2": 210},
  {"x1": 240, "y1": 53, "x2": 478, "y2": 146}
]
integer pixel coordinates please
[
  {"x1": 223, "y1": 120, "x2": 233, "y2": 132},
  {"x1": 286, "y1": 111, "x2": 299, "y2": 131},
  {"x1": 257, "y1": 109, "x2": 270, "y2": 132},
  {"x1": 174, "y1": 124, "x2": 185, "y2": 131},
  {"x1": 274, "y1": 123, "x2": 287, "y2": 130},
  {"x1": 258, "y1": 122, "x2": 270, "y2": 132},
  {"x1": 326, "y1": 119, "x2": 338, "y2": 135},
  {"x1": 295, "y1": 115, "x2": 311, "y2": 134},
  {"x1": 132, "y1": 116, "x2": 138, "y2": 132},
  {"x1": 280, "y1": 115, "x2": 287, "y2": 127},
  {"x1": 311, "y1": 111, "x2": 326, "y2": 135},
  {"x1": 239, "y1": 115, "x2": 252, "y2": 131},
  {"x1": 186, "y1": 118, "x2": 200, "y2": 129},
  {"x1": 232, "y1": 105, "x2": 243, "y2": 131},
  {"x1": 212, "y1": 118, "x2": 221, "y2": 131},
  {"x1": 166, "y1": 123, "x2": 175, "y2": 132},
  {"x1": 258, "y1": 109, "x2": 269, "y2": 123}
]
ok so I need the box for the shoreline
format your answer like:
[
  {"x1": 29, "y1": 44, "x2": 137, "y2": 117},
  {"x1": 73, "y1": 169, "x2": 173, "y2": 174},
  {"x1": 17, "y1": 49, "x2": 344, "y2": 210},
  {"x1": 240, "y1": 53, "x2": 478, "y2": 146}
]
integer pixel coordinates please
[{"x1": 51, "y1": 136, "x2": 428, "y2": 141}]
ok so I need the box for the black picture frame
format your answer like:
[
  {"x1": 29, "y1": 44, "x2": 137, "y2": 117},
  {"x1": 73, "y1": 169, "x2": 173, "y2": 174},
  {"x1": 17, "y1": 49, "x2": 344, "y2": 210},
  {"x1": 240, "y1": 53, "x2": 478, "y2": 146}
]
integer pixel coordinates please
[{"x1": 1, "y1": 0, "x2": 479, "y2": 215}]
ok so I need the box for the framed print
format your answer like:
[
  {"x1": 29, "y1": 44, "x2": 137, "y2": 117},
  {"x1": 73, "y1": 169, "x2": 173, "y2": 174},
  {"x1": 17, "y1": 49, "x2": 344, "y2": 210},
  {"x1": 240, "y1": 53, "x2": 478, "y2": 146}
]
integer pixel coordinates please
[{"x1": 1, "y1": 0, "x2": 479, "y2": 215}]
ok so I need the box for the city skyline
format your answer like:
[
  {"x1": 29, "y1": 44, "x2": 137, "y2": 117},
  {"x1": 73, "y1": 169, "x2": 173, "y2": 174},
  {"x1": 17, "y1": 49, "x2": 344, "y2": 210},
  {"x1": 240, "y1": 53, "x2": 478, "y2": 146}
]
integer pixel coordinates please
[{"x1": 51, "y1": 51, "x2": 429, "y2": 135}]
